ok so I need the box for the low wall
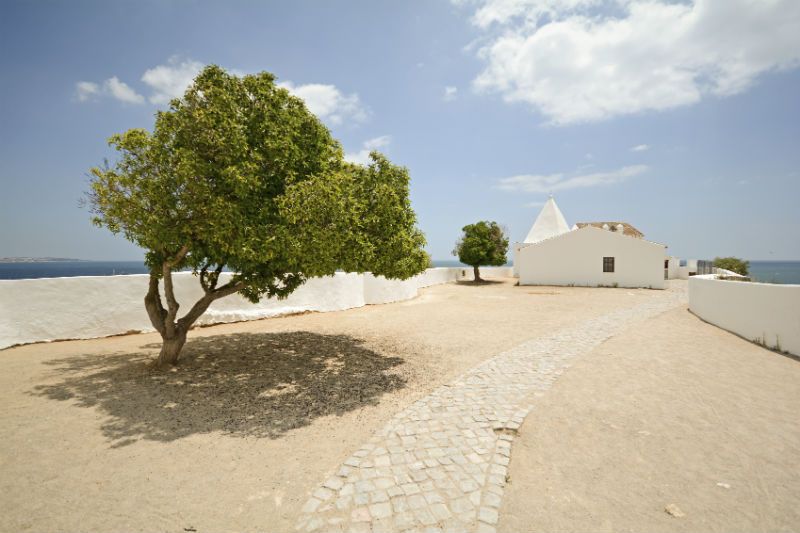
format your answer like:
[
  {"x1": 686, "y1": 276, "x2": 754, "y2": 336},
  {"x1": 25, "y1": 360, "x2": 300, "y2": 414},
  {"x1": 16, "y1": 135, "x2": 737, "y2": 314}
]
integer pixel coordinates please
[
  {"x1": 0, "y1": 266, "x2": 514, "y2": 349},
  {"x1": 689, "y1": 275, "x2": 800, "y2": 356}
]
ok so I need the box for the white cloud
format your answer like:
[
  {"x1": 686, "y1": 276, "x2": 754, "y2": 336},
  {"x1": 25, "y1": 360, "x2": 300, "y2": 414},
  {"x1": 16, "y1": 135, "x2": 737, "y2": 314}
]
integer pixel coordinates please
[
  {"x1": 461, "y1": 0, "x2": 800, "y2": 124},
  {"x1": 75, "y1": 58, "x2": 371, "y2": 125},
  {"x1": 75, "y1": 78, "x2": 144, "y2": 104},
  {"x1": 468, "y1": 0, "x2": 599, "y2": 28},
  {"x1": 631, "y1": 144, "x2": 650, "y2": 152},
  {"x1": 281, "y1": 82, "x2": 369, "y2": 126},
  {"x1": 141, "y1": 57, "x2": 204, "y2": 104},
  {"x1": 345, "y1": 135, "x2": 391, "y2": 165},
  {"x1": 104, "y1": 76, "x2": 144, "y2": 104},
  {"x1": 444, "y1": 86, "x2": 458, "y2": 101},
  {"x1": 497, "y1": 164, "x2": 648, "y2": 193},
  {"x1": 75, "y1": 81, "x2": 99, "y2": 101}
]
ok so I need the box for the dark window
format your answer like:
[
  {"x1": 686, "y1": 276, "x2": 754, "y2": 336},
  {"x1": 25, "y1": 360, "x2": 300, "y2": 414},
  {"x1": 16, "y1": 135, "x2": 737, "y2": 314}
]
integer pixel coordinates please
[
  {"x1": 603, "y1": 257, "x2": 615, "y2": 273},
  {"x1": 664, "y1": 259, "x2": 669, "y2": 268}
]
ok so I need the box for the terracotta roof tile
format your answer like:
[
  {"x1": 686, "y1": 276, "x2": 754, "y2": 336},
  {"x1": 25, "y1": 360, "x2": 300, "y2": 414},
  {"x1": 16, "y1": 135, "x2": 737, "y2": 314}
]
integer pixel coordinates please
[{"x1": 575, "y1": 222, "x2": 644, "y2": 238}]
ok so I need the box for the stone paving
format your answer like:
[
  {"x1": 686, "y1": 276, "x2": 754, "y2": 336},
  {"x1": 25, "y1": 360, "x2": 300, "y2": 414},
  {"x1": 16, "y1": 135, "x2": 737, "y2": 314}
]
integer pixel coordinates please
[{"x1": 296, "y1": 286, "x2": 687, "y2": 533}]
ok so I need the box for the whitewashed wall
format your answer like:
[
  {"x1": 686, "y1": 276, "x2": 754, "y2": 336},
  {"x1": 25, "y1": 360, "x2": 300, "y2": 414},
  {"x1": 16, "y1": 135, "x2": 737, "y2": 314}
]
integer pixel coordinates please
[
  {"x1": 512, "y1": 243, "x2": 526, "y2": 277},
  {"x1": 518, "y1": 226, "x2": 666, "y2": 289},
  {"x1": 363, "y1": 273, "x2": 422, "y2": 305},
  {"x1": 666, "y1": 256, "x2": 681, "y2": 280},
  {"x1": 689, "y1": 275, "x2": 800, "y2": 356},
  {"x1": 676, "y1": 259, "x2": 699, "y2": 280},
  {"x1": 0, "y1": 266, "x2": 513, "y2": 349}
]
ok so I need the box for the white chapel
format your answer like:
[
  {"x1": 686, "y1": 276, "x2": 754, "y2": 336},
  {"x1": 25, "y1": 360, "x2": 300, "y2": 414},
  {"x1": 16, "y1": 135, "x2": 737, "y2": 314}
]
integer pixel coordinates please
[{"x1": 513, "y1": 197, "x2": 667, "y2": 289}]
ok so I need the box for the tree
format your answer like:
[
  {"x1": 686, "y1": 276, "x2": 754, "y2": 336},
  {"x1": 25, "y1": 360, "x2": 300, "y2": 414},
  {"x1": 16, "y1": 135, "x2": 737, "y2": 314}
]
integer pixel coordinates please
[
  {"x1": 453, "y1": 221, "x2": 509, "y2": 282},
  {"x1": 713, "y1": 256, "x2": 749, "y2": 276},
  {"x1": 88, "y1": 65, "x2": 428, "y2": 367}
]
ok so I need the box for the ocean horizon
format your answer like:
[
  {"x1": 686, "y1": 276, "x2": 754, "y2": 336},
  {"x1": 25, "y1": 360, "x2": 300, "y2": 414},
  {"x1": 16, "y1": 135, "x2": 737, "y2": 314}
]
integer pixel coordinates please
[{"x1": 1, "y1": 259, "x2": 799, "y2": 284}]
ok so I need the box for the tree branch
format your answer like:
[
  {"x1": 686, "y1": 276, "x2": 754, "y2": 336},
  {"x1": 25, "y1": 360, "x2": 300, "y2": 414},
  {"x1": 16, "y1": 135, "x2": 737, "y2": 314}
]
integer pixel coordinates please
[
  {"x1": 143, "y1": 272, "x2": 167, "y2": 335},
  {"x1": 177, "y1": 280, "x2": 245, "y2": 331},
  {"x1": 199, "y1": 262, "x2": 209, "y2": 293},
  {"x1": 162, "y1": 262, "x2": 179, "y2": 337},
  {"x1": 200, "y1": 261, "x2": 224, "y2": 294},
  {"x1": 166, "y1": 245, "x2": 190, "y2": 268},
  {"x1": 161, "y1": 245, "x2": 190, "y2": 337},
  {"x1": 209, "y1": 263, "x2": 224, "y2": 291},
  {"x1": 214, "y1": 279, "x2": 245, "y2": 298}
]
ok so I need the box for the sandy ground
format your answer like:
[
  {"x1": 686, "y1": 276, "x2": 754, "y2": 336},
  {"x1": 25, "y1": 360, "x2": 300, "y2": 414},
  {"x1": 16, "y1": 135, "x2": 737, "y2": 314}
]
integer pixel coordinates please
[
  {"x1": 0, "y1": 279, "x2": 665, "y2": 532},
  {"x1": 501, "y1": 306, "x2": 800, "y2": 532},
  {"x1": 1, "y1": 279, "x2": 798, "y2": 532}
]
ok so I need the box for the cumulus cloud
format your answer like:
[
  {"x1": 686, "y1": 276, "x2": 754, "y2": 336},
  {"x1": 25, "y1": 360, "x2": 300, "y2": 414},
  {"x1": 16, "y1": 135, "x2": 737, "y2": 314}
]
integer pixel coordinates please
[
  {"x1": 631, "y1": 144, "x2": 650, "y2": 152},
  {"x1": 497, "y1": 164, "x2": 648, "y2": 193},
  {"x1": 460, "y1": 0, "x2": 800, "y2": 124},
  {"x1": 74, "y1": 57, "x2": 199, "y2": 106},
  {"x1": 75, "y1": 81, "x2": 99, "y2": 101},
  {"x1": 104, "y1": 76, "x2": 144, "y2": 104},
  {"x1": 141, "y1": 57, "x2": 204, "y2": 104},
  {"x1": 444, "y1": 86, "x2": 458, "y2": 101},
  {"x1": 468, "y1": 0, "x2": 599, "y2": 28},
  {"x1": 345, "y1": 135, "x2": 391, "y2": 165},
  {"x1": 75, "y1": 78, "x2": 143, "y2": 104},
  {"x1": 281, "y1": 82, "x2": 369, "y2": 126},
  {"x1": 75, "y1": 58, "x2": 370, "y2": 125}
]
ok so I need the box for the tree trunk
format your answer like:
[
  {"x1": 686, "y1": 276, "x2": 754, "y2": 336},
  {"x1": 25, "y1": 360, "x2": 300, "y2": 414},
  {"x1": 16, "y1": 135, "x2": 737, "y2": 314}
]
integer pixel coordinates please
[
  {"x1": 156, "y1": 330, "x2": 187, "y2": 367},
  {"x1": 144, "y1": 252, "x2": 244, "y2": 368},
  {"x1": 473, "y1": 265, "x2": 482, "y2": 282}
]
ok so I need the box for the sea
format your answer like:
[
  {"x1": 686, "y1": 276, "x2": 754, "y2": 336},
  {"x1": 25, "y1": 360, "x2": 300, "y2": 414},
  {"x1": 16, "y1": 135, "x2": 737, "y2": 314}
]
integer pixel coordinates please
[{"x1": 1, "y1": 260, "x2": 799, "y2": 284}]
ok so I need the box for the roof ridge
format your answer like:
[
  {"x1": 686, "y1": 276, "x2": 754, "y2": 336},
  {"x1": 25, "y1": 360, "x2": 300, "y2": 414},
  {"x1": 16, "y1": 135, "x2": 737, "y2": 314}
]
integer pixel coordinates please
[{"x1": 518, "y1": 224, "x2": 666, "y2": 248}]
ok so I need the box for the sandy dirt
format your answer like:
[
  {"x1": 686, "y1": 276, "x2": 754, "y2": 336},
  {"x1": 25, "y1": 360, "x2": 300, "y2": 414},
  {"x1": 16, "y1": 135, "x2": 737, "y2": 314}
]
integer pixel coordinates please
[
  {"x1": 0, "y1": 279, "x2": 665, "y2": 532},
  {"x1": 500, "y1": 306, "x2": 800, "y2": 532}
]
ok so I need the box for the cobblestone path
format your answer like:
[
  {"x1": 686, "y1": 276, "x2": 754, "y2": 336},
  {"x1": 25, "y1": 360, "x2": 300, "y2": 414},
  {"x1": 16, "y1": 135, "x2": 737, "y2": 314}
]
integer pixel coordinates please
[{"x1": 296, "y1": 287, "x2": 686, "y2": 533}]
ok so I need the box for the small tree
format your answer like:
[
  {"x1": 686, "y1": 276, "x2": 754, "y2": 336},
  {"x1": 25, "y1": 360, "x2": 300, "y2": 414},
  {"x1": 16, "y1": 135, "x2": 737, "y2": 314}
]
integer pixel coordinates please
[
  {"x1": 88, "y1": 66, "x2": 428, "y2": 366},
  {"x1": 713, "y1": 256, "x2": 749, "y2": 276},
  {"x1": 453, "y1": 221, "x2": 508, "y2": 282}
]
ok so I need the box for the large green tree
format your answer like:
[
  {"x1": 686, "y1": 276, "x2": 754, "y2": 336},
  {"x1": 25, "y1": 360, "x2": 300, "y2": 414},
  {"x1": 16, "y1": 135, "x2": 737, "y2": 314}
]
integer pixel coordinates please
[
  {"x1": 88, "y1": 65, "x2": 427, "y2": 366},
  {"x1": 452, "y1": 221, "x2": 509, "y2": 282}
]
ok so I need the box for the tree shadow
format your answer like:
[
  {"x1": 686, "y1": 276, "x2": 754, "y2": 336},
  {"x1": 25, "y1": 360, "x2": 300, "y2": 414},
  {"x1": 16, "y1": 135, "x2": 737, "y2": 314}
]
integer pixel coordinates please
[
  {"x1": 30, "y1": 331, "x2": 405, "y2": 447},
  {"x1": 455, "y1": 279, "x2": 505, "y2": 286}
]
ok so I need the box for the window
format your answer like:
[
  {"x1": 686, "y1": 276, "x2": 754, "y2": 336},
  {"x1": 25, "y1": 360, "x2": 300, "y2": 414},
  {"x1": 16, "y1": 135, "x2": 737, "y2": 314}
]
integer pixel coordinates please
[
  {"x1": 603, "y1": 257, "x2": 615, "y2": 273},
  {"x1": 664, "y1": 259, "x2": 669, "y2": 268}
]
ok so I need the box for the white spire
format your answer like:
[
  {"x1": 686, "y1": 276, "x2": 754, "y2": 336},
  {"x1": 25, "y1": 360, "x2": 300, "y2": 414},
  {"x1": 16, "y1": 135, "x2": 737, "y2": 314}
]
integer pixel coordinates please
[{"x1": 524, "y1": 196, "x2": 570, "y2": 243}]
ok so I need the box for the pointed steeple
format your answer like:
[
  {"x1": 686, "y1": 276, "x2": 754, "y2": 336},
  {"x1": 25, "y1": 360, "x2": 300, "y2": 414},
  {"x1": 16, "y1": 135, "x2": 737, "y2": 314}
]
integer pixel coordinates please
[{"x1": 524, "y1": 196, "x2": 570, "y2": 243}]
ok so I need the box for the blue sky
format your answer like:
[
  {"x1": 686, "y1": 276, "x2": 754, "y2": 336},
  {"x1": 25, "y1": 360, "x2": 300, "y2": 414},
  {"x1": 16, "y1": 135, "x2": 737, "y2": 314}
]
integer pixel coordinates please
[{"x1": 1, "y1": 0, "x2": 798, "y2": 261}]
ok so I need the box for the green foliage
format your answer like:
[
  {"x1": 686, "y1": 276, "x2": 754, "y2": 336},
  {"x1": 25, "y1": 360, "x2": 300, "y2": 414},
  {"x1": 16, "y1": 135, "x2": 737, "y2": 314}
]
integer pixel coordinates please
[
  {"x1": 713, "y1": 256, "x2": 749, "y2": 276},
  {"x1": 88, "y1": 65, "x2": 428, "y2": 305},
  {"x1": 453, "y1": 221, "x2": 509, "y2": 268}
]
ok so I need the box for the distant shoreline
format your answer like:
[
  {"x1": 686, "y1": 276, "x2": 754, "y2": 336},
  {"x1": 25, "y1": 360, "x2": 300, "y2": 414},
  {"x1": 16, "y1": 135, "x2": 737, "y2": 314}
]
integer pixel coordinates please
[{"x1": 0, "y1": 257, "x2": 90, "y2": 263}]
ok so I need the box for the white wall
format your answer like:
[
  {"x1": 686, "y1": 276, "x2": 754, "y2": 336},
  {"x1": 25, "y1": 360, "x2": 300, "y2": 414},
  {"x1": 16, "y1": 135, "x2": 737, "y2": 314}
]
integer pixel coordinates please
[
  {"x1": 363, "y1": 273, "x2": 421, "y2": 305},
  {"x1": 677, "y1": 259, "x2": 699, "y2": 280},
  {"x1": 0, "y1": 266, "x2": 514, "y2": 349},
  {"x1": 715, "y1": 268, "x2": 746, "y2": 278},
  {"x1": 667, "y1": 256, "x2": 681, "y2": 280},
  {"x1": 457, "y1": 265, "x2": 513, "y2": 281},
  {"x1": 518, "y1": 226, "x2": 666, "y2": 289},
  {"x1": 512, "y1": 243, "x2": 526, "y2": 277},
  {"x1": 689, "y1": 275, "x2": 800, "y2": 357}
]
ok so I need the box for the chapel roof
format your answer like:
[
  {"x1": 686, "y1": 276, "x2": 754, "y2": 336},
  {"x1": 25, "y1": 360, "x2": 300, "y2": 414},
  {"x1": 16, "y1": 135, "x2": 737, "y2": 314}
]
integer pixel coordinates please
[
  {"x1": 574, "y1": 222, "x2": 644, "y2": 238},
  {"x1": 524, "y1": 197, "x2": 570, "y2": 243}
]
